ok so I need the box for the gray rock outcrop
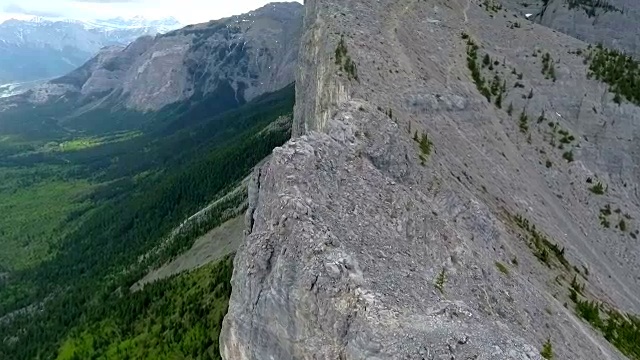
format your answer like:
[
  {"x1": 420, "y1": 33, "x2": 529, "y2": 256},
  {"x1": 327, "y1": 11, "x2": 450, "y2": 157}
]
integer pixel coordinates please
[{"x1": 221, "y1": 0, "x2": 640, "y2": 358}]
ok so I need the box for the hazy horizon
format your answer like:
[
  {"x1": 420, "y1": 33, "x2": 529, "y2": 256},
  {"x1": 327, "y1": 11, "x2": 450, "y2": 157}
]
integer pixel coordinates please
[{"x1": 0, "y1": 0, "x2": 303, "y2": 26}]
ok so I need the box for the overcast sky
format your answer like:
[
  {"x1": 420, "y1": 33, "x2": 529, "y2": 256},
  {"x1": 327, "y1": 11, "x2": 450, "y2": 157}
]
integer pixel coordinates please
[{"x1": 0, "y1": 0, "x2": 302, "y2": 25}]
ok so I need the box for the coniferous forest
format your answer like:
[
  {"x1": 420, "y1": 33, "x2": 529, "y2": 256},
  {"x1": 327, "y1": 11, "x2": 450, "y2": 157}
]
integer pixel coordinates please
[
  {"x1": 586, "y1": 44, "x2": 640, "y2": 106},
  {"x1": 0, "y1": 82, "x2": 295, "y2": 359}
]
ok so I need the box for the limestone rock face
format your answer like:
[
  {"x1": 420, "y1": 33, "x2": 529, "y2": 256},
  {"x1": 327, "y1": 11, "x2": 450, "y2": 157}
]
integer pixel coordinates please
[
  {"x1": 499, "y1": 0, "x2": 640, "y2": 56},
  {"x1": 291, "y1": 0, "x2": 347, "y2": 136},
  {"x1": 222, "y1": 0, "x2": 640, "y2": 359}
]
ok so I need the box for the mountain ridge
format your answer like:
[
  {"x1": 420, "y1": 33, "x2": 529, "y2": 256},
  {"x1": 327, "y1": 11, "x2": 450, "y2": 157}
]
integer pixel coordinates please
[
  {"x1": 1, "y1": 0, "x2": 639, "y2": 359},
  {"x1": 221, "y1": 0, "x2": 640, "y2": 358},
  {"x1": 0, "y1": 1, "x2": 303, "y2": 132}
]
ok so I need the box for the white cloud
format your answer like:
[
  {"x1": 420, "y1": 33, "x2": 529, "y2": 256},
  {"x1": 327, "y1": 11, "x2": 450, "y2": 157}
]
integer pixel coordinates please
[{"x1": 0, "y1": 0, "x2": 303, "y2": 24}]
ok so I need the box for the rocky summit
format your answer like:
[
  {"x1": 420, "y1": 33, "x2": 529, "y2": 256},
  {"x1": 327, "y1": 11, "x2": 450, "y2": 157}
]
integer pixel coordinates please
[{"x1": 221, "y1": 0, "x2": 640, "y2": 359}]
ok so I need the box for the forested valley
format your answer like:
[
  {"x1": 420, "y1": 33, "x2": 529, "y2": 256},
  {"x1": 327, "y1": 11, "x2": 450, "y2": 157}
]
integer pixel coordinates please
[{"x1": 0, "y1": 83, "x2": 295, "y2": 359}]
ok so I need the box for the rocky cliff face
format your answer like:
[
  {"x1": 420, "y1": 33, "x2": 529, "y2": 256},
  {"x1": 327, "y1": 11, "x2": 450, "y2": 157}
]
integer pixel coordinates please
[
  {"x1": 12, "y1": 2, "x2": 303, "y2": 112},
  {"x1": 221, "y1": 0, "x2": 640, "y2": 358},
  {"x1": 499, "y1": 0, "x2": 640, "y2": 56}
]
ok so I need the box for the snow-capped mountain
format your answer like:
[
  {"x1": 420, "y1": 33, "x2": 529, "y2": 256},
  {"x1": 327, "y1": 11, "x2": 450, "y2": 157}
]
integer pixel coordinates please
[
  {"x1": 0, "y1": 16, "x2": 182, "y2": 86},
  {"x1": 87, "y1": 16, "x2": 182, "y2": 33}
]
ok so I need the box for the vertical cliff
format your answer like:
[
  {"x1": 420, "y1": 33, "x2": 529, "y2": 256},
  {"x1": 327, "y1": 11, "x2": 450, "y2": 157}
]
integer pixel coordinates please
[
  {"x1": 292, "y1": 0, "x2": 350, "y2": 136},
  {"x1": 221, "y1": 0, "x2": 640, "y2": 358}
]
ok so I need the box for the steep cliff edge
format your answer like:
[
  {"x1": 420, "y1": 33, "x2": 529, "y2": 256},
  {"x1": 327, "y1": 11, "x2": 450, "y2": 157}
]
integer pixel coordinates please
[{"x1": 221, "y1": 0, "x2": 640, "y2": 359}]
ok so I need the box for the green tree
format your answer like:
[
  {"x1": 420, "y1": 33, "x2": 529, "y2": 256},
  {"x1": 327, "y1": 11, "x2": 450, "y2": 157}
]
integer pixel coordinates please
[
  {"x1": 483, "y1": 54, "x2": 491, "y2": 67},
  {"x1": 540, "y1": 339, "x2": 553, "y2": 359}
]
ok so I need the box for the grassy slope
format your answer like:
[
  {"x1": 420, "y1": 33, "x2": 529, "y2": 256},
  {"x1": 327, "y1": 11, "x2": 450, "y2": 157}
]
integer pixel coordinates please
[{"x1": 57, "y1": 131, "x2": 143, "y2": 152}]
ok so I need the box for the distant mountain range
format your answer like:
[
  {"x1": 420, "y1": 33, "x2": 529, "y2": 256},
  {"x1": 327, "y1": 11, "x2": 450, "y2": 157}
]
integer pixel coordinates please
[
  {"x1": 0, "y1": 2, "x2": 302, "y2": 136},
  {"x1": 0, "y1": 16, "x2": 182, "y2": 89}
]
